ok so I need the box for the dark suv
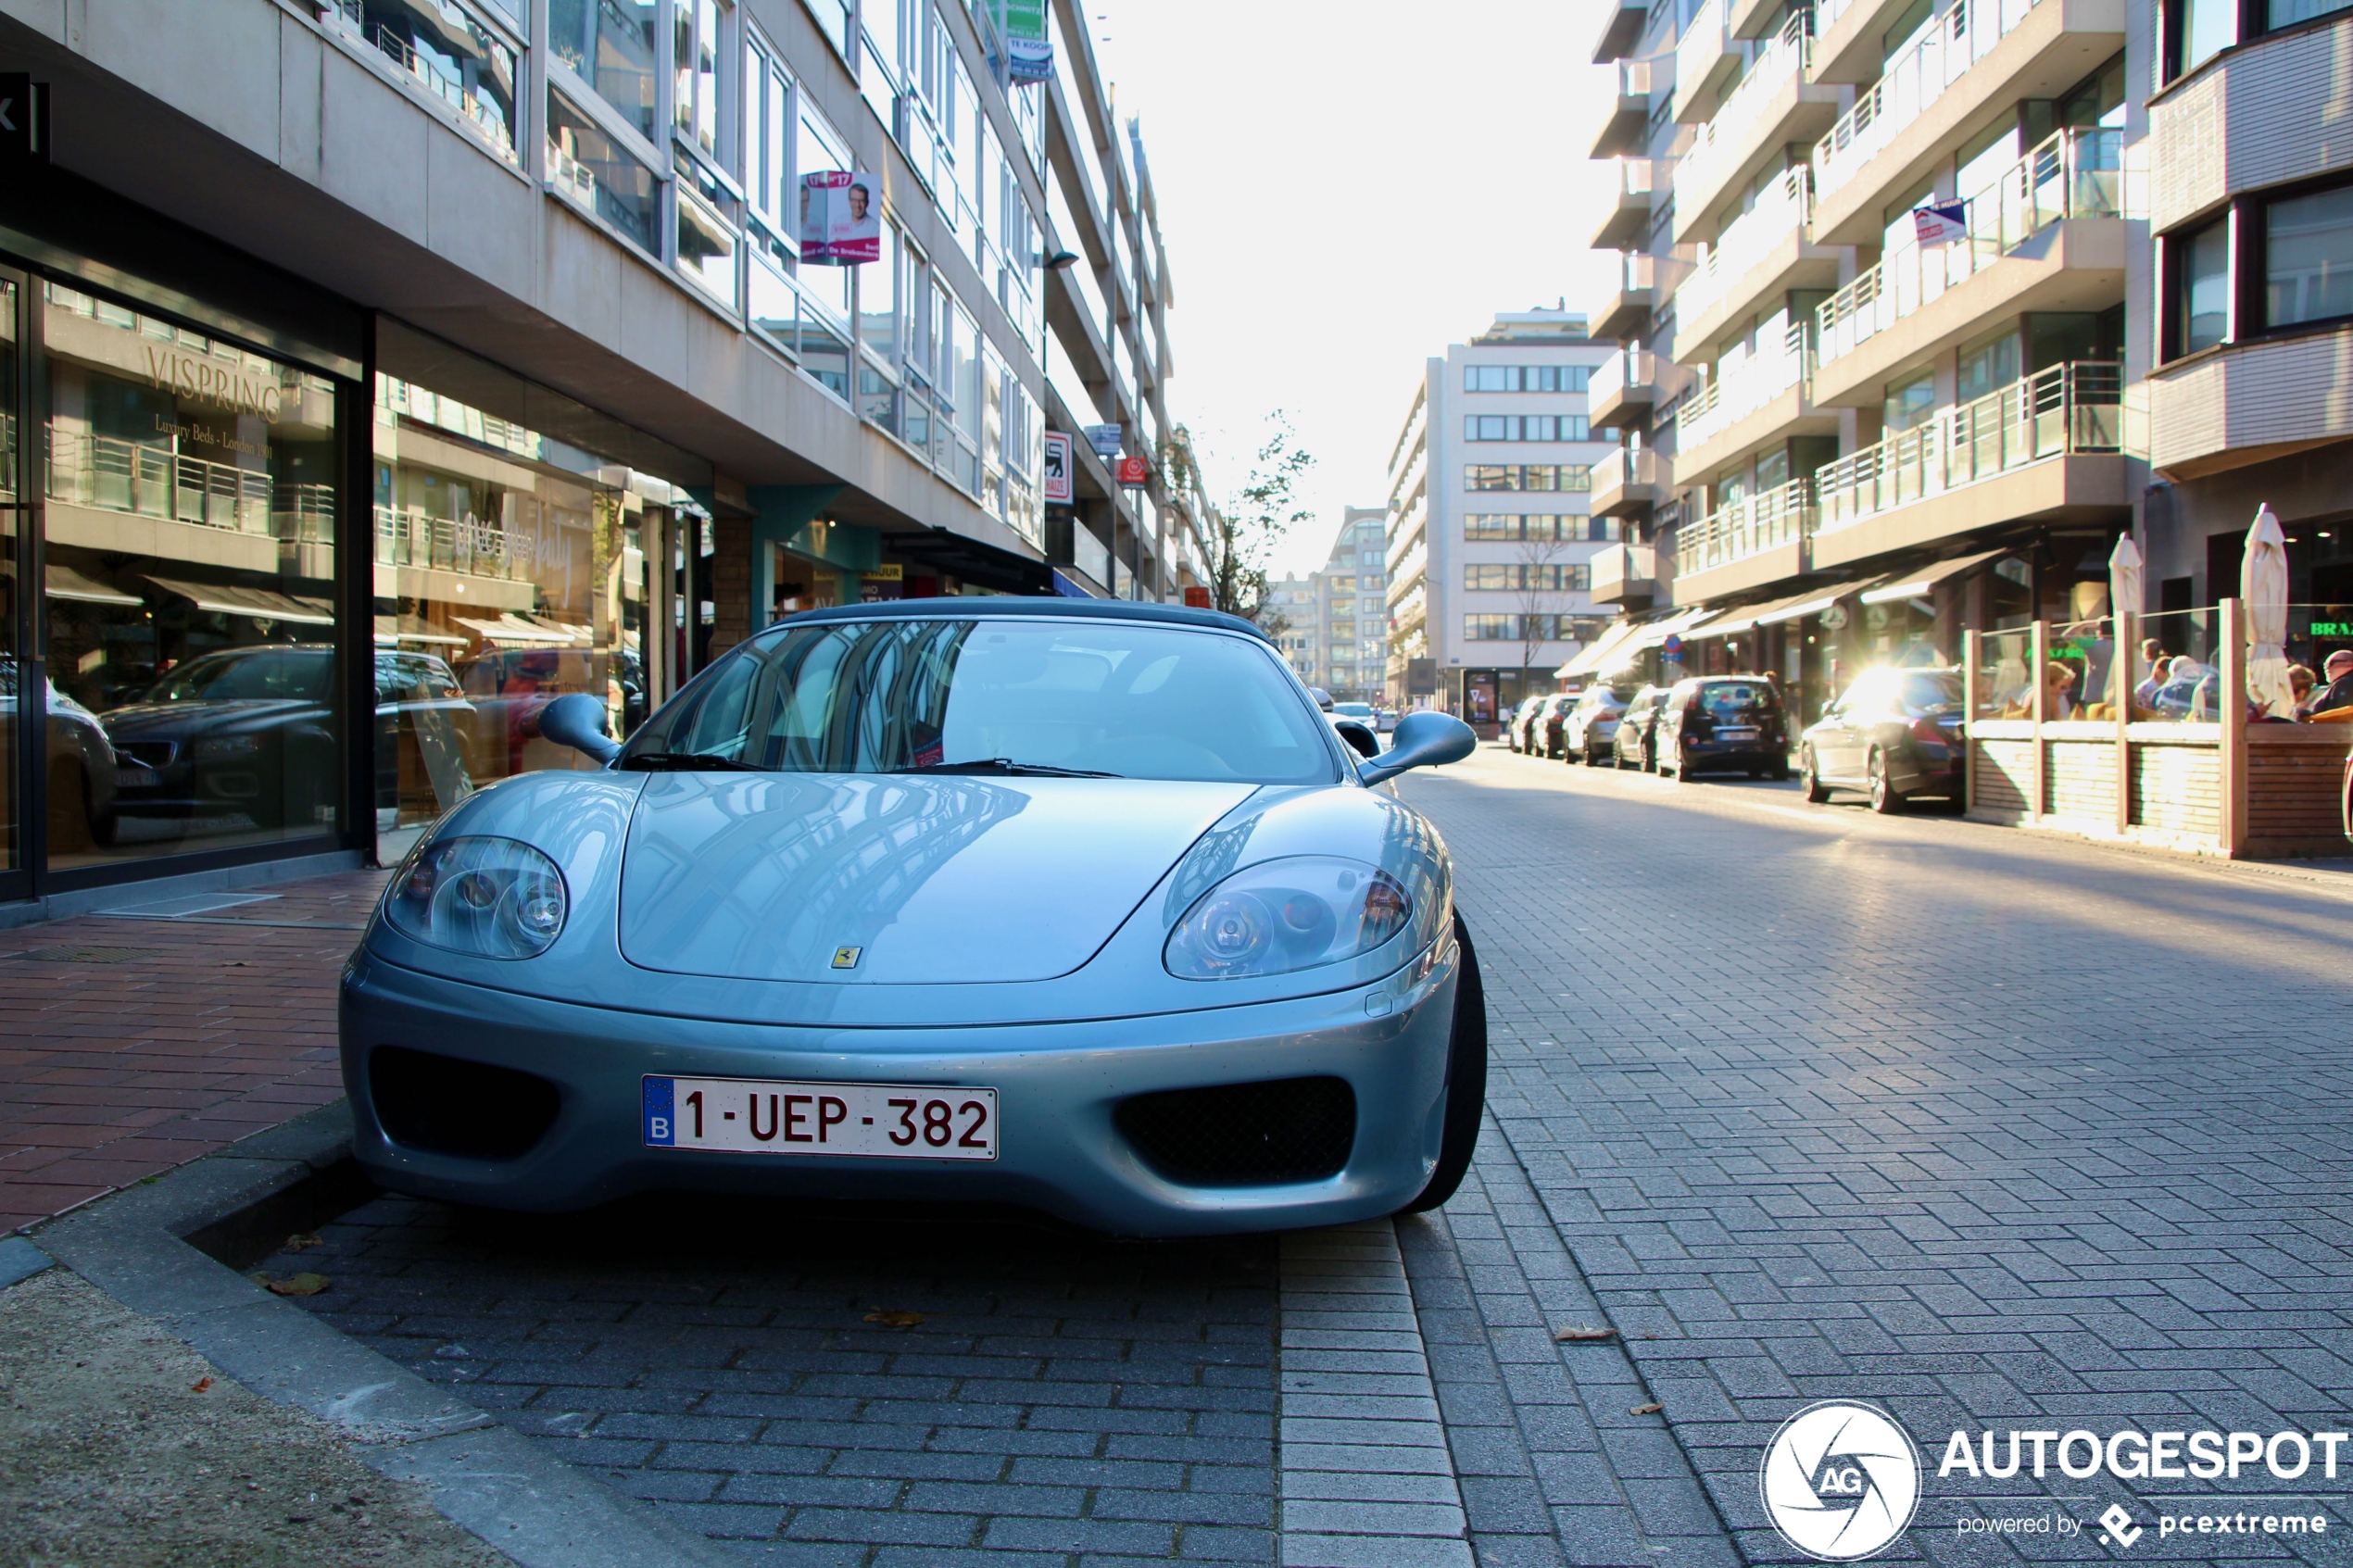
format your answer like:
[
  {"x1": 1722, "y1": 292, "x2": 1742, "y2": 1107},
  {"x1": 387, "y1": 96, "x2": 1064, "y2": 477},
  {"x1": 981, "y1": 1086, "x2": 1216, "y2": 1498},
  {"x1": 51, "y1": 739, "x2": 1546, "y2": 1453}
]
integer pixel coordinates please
[{"x1": 1654, "y1": 677, "x2": 1791, "y2": 781}]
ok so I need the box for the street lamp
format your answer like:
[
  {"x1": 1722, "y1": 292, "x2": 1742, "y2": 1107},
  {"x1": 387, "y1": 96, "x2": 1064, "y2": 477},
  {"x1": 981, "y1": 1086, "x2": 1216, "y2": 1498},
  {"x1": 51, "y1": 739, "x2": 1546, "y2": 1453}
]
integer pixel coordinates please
[{"x1": 1038, "y1": 250, "x2": 1081, "y2": 270}]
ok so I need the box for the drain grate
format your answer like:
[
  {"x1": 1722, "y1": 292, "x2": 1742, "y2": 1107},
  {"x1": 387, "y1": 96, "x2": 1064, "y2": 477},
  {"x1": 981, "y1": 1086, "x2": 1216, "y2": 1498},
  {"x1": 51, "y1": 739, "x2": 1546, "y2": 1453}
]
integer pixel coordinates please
[{"x1": 5, "y1": 945, "x2": 163, "y2": 965}]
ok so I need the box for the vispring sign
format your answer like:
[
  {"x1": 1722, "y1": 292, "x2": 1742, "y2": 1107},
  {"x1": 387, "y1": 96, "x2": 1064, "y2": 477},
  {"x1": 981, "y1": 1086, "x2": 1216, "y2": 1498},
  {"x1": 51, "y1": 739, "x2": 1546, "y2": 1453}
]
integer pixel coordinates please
[{"x1": 1759, "y1": 1401, "x2": 2342, "y2": 1560}]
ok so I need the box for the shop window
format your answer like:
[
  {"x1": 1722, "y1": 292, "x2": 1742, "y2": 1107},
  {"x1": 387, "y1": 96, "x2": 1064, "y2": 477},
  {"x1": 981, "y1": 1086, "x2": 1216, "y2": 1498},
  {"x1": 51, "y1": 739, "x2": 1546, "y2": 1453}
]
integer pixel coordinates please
[
  {"x1": 548, "y1": 0, "x2": 657, "y2": 137},
  {"x1": 39, "y1": 284, "x2": 343, "y2": 871},
  {"x1": 547, "y1": 92, "x2": 660, "y2": 253},
  {"x1": 370, "y1": 339, "x2": 688, "y2": 863},
  {"x1": 2264, "y1": 184, "x2": 2353, "y2": 330},
  {"x1": 0, "y1": 279, "x2": 17, "y2": 879}
]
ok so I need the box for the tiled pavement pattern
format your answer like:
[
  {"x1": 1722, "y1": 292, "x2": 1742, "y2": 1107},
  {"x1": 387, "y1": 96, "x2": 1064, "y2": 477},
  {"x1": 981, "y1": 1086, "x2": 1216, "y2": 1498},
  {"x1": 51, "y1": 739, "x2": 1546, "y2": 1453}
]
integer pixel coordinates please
[
  {"x1": 1395, "y1": 747, "x2": 2353, "y2": 1563},
  {"x1": 266, "y1": 1194, "x2": 1280, "y2": 1564},
  {"x1": 0, "y1": 871, "x2": 384, "y2": 1229},
  {"x1": 1277, "y1": 1222, "x2": 1470, "y2": 1568},
  {"x1": 1398, "y1": 1137, "x2": 1732, "y2": 1568}
]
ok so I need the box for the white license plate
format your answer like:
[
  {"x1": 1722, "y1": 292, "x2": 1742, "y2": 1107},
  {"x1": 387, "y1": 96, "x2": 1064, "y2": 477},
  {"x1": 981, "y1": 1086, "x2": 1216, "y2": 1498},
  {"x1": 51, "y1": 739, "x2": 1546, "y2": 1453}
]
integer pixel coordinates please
[
  {"x1": 642, "y1": 1075, "x2": 998, "y2": 1160},
  {"x1": 1717, "y1": 727, "x2": 1759, "y2": 742}
]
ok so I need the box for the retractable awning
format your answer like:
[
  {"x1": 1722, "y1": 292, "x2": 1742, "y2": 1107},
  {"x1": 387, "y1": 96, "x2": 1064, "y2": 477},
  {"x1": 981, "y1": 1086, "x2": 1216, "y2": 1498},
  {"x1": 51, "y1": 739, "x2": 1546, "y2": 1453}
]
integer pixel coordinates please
[
  {"x1": 1617, "y1": 607, "x2": 1718, "y2": 656},
  {"x1": 1556, "y1": 619, "x2": 1641, "y2": 678},
  {"x1": 1856, "y1": 547, "x2": 2009, "y2": 605},
  {"x1": 47, "y1": 563, "x2": 143, "y2": 608},
  {"x1": 145, "y1": 576, "x2": 334, "y2": 626},
  {"x1": 373, "y1": 614, "x2": 471, "y2": 647},
  {"x1": 451, "y1": 613, "x2": 577, "y2": 646}
]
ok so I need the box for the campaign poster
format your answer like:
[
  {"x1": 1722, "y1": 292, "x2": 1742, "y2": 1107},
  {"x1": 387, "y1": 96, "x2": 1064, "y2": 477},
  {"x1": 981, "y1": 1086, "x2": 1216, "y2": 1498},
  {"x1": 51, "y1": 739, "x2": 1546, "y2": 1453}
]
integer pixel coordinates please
[
  {"x1": 800, "y1": 170, "x2": 882, "y2": 265},
  {"x1": 1043, "y1": 432, "x2": 1074, "y2": 504}
]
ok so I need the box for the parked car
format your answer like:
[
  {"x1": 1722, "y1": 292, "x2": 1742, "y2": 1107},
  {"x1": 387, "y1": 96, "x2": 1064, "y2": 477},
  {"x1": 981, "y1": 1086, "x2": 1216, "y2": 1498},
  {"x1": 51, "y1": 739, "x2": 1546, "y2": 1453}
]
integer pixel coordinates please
[
  {"x1": 343, "y1": 598, "x2": 1490, "y2": 1237},
  {"x1": 102, "y1": 645, "x2": 343, "y2": 836},
  {"x1": 1655, "y1": 676, "x2": 1792, "y2": 782},
  {"x1": 1377, "y1": 709, "x2": 1399, "y2": 734},
  {"x1": 1535, "y1": 693, "x2": 1582, "y2": 759},
  {"x1": 0, "y1": 666, "x2": 121, "y2": 851},
  {"x1": 1610, "y1": 685, "x2": 1673, "y2": 771},
  {"x1": 1504, "y1": 695, "x2": 1551, "y2": 754},
  {"x1": 1798, "y1": 667, "x2": 1967, "y2": 811},
  {"x1": 1562, "y1": 680, "x2": 1642, "y2": 767}
]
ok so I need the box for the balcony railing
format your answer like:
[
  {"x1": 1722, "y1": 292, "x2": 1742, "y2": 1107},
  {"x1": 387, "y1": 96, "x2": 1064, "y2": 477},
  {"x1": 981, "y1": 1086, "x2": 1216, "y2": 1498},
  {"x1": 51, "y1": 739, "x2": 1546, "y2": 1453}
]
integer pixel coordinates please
[
  {"x1": 46, "y1": 427, "x2": 334, "y2": 544},
  {"x1": 1813, "y1": 0, "x2": 2045, "y2": 201},
  {"x1": 375, "y1": 504, "x2": 528, "y2": 582},
  {"x1": 1589, "y1": 349, "x2": 1655, "y2": 410},
  {"x1": 1676, "y1": 166, "x2": 1811, "y2": 329},
  {"x1": 1680, "y1": 13, "x2": 1814, "y2": 201},
  {"x1": 1816, "y1": 361, "x2": 2122, "y2": 533},
  {"x1": 1676, "y1": 320, "x2": 1813, "y2": 451},
  {"x1": 1817, "y1": 128, "x2": 2120, "y2": 365},
  {"x1": 1684, "y1": 476, "x2": 1817, "y2": 573}
]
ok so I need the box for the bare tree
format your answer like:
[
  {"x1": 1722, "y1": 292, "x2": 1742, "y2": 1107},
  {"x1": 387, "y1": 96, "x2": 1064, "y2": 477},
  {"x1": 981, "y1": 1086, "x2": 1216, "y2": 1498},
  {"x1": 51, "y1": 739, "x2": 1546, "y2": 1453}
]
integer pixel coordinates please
[
  {"x1": 1162, "y1": 412, "x2": 1315, "y2": 630},
  {"x1": 1513, "y1": 525, "x2": 1573, "y2": 689}
]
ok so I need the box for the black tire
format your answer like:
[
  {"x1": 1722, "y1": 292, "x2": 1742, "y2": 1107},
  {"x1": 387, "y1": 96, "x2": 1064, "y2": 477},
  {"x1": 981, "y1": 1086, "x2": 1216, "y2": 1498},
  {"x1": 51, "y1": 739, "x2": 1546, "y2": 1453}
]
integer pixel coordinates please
[
  {"x1": 1670, "y1": 743, "x2": 1692, "y2": 782},
  {"x1": 1800, "y1": 746, "x2": 1831, "y2": 804},
  {"x1": 1642, "y1": 740, "x2": 1656, "y2": 774},
  {"x1": 1584, "y1": 739, "x2": 1602, "y2": 768},
  {"x1": 1868, "y1": 749, "x2": 1906, "y2": 814},
  {"x1": 1400, "y1": 915, "x2": 1487, "y2": 1215}
]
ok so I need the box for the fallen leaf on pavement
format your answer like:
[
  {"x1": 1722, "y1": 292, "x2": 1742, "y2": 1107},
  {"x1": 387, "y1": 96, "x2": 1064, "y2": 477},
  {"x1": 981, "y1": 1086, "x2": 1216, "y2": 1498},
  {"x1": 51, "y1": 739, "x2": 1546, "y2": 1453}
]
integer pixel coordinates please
[
  {"x1": 191, "y1": 1377, "x2": 213, "y2": 1393},
  {"x1": 1553, "y1": 1325, "x2": 1617, "y2": 1342},
  {"x1": 284, "y1": 1232, "x2": 323, "y2": 1252},
  {"x1": 1630, "y1": 1402, "x2": 1663, "y2": 1415},
  {"x1": 258, "y1": 1272, "x2": 330, "y2": 1297},
  {"x1": 864, "y1": 1310, "x2": 925, "y2": 1328}
]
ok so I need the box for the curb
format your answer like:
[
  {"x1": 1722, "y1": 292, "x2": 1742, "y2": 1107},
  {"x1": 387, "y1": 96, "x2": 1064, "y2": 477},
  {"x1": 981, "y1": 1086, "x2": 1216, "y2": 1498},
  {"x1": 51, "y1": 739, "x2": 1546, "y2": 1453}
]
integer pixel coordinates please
[{"x1": 19, "y1": 1102, "x2": 741, "y2": 1568}]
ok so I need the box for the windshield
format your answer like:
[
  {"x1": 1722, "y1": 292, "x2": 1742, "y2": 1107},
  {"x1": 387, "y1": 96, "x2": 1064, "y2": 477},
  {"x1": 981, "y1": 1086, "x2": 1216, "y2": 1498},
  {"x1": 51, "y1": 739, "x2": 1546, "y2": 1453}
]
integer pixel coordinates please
[
  {"x1": 139, "y1": 648, "x2": 332, "y2": 705},
  {"x1": 623, "y1": 617, "x2": 1340, "y2": 783}
]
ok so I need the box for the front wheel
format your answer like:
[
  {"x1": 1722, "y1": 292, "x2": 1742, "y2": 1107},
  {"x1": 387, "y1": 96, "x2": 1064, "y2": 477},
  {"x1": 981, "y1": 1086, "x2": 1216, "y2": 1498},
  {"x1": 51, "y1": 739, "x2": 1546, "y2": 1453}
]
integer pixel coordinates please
[
  {"x1": 1800, "y1": 746, "x2": 1831, "y2": 804},
  {"x1": 1399, "y1": 915, "x2": 1486, "y2": 1215}
]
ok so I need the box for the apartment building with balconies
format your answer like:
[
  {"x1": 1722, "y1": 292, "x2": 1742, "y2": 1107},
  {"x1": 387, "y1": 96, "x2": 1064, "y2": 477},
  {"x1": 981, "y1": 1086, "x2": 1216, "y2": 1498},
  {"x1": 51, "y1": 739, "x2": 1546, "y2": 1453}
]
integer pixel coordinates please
[
  {"x1": 1583, "y1": 0, "x2": 2171, "y2": 715},
  {"x1": 0, "y1": 0, "x2": 1199, "y2": 918},
  {"x1": 1378, "y1": 307, "x2": 1619, "y2": 730}
]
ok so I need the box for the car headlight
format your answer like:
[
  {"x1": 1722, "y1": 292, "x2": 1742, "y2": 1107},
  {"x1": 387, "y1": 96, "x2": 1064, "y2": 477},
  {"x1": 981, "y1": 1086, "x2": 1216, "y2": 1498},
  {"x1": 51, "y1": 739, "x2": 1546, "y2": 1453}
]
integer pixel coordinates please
[
  {"x1": 1164, "y1": 856, "x2": 1414, "y2": 980},
  {"x1": 384, "y1": 835, "x2": 568, "y2": 960}
]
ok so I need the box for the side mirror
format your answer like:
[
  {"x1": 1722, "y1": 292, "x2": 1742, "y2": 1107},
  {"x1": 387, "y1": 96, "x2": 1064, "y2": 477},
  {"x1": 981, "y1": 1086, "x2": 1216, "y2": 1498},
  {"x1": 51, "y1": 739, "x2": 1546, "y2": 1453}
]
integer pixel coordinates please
[
  {"x1": 537, "y1": 691, "x2": 621, "y2": 765},
  {"x1": 1333, "y1": 719, "x2": 1380, "y2": 759},
  {"x1": 1358, "y1": 710, "x2": 1476, "y2": 785}
]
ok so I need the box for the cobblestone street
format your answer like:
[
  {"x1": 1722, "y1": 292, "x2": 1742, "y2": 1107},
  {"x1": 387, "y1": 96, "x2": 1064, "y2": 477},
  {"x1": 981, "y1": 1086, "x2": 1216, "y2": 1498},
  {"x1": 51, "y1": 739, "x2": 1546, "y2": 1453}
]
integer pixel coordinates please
[{"x1": 245, "y1": 745, "x2": 2353, "y2": 1566}]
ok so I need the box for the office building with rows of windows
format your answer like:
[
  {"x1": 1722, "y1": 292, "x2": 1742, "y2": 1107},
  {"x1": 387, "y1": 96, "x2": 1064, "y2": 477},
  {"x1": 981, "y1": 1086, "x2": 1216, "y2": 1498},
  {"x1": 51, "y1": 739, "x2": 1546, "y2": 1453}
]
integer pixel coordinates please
[
  {"x1": 1580, "y1": 0, "x2": 2353, "y2": 718},
  {"x1": 0, "y1": 0, "x2": 1200, "y2": 919},
  {"x1": 1380, "y1": 309, "x2": 1621, "y2": 731},
  {"x1": 1275, "y1": 508, "x2": 1390, "y2": 704}
]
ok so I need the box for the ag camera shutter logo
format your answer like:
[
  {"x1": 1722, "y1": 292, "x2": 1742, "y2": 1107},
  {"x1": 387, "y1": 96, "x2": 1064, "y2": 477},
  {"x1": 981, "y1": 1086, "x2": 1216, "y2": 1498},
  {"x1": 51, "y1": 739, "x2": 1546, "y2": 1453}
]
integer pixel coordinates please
[{"x1": 1760, "y1": 1401, "x2": 1923, "y2": 1561}]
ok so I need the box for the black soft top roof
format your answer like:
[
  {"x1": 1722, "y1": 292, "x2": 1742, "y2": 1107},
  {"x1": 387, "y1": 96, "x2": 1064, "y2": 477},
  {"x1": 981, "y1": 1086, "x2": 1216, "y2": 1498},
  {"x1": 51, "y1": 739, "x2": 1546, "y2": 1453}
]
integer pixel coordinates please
[{"x1": 764, "y1": 596, "x2": 1271, "y2": 644}]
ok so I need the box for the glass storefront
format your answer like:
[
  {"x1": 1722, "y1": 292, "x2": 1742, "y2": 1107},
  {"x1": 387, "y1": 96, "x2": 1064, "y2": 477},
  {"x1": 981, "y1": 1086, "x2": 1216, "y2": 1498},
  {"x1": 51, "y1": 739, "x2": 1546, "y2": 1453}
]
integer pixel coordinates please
[
  {"x1": 1, "y1": 278, "x2": 18, "y2": 884},
  {"x1": 40, "y1": 283, "x2": 345, "y2": 870},
  {"x1": 0, "y1": 254, "x2": 714, "y2": 907},
  {"x1": 371, "y1": 345, "x2": 699, "y2": 865}
]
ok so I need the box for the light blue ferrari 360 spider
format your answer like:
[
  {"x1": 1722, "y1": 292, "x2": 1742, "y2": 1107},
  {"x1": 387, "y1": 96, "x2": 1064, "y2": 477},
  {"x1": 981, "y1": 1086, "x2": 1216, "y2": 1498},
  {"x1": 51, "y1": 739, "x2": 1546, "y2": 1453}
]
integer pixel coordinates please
[{"x1": 339, "y1": 598, "x2": 1483, "y2": 1236}]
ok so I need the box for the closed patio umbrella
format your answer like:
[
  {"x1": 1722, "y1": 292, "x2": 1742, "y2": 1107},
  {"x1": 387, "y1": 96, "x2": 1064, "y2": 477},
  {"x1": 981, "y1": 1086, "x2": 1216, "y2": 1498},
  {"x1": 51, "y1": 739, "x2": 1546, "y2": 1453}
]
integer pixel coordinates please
[
  {"x1": 2242, "y1": 505, "x2": 2294, "y2": 719},
  {"x1": 2108, "y1": 534, "x2": 2144, "y2": 707}
]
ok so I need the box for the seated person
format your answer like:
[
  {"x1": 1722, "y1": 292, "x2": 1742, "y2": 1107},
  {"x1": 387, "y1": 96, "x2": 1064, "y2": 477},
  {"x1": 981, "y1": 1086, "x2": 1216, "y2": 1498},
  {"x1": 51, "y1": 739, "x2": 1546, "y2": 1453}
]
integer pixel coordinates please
[{"x1": 2309, "y1": 649, "x2": 2353, "y2": 715}]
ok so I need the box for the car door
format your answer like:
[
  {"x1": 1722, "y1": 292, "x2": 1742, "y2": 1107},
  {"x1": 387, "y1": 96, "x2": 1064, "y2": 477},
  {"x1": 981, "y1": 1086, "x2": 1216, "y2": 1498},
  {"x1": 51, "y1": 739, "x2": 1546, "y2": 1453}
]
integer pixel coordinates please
[{"x1": 1815, "y1": 675, "x2": 1873, "y2": 781}]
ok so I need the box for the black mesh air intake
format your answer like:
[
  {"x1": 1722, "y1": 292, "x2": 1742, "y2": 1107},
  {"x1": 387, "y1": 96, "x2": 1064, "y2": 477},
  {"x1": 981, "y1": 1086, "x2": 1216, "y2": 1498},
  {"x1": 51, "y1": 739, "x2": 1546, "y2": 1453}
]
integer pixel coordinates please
[
  {"x1": 370, "y1": 1046, "x2": 560, "y2": 1160},
  {"x1": 1114, "y1": 1076, "x2": 1356, "y2": 1186}
]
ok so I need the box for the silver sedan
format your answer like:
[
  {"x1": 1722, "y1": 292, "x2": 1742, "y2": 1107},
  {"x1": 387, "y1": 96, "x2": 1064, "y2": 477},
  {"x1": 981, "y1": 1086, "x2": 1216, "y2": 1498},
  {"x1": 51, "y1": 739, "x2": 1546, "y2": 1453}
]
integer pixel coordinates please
[{"x1": 339, "y1": 599, "x2": 1484, "y2": 1236}]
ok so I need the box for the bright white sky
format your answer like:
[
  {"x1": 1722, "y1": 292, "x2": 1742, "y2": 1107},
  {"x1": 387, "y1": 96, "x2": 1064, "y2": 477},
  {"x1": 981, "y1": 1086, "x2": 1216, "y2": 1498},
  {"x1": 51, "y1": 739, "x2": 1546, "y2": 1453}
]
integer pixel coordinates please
[{"x1": 1091, "y1": 1, "x2": 1621, "y2": 578}]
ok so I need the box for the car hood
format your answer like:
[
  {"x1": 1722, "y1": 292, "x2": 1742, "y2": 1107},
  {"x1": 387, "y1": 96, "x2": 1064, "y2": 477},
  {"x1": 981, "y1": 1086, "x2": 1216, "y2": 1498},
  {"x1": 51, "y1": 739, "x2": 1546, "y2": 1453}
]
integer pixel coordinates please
[{"x1": 618, "y1": 773, "x2": 1257, "y2": 985}]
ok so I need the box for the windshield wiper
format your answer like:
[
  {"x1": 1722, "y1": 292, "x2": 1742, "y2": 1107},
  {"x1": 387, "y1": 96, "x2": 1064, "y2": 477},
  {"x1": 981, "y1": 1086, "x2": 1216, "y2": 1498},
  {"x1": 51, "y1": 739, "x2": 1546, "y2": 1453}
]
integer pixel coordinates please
[
  {"x1": 619, "y1": 751, "x2": 766, "y2": 772},
  {"x1": 890, "y1": 758, "x2": 1121, "y2": 778}
]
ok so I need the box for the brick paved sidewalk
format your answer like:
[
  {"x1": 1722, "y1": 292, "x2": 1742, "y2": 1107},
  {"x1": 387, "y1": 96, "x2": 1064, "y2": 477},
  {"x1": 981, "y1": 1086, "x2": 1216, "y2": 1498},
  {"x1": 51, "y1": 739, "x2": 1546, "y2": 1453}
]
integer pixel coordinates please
[{"x1": 0, "y1": 869, "x2": 386, "y2": 1231}]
